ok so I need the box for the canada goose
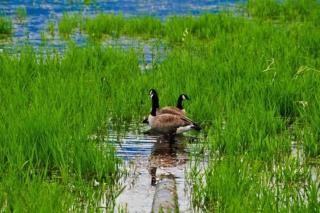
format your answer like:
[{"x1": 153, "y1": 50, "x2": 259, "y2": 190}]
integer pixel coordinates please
[
  {"x1": 158, "y1": 94, "x2": 189, "y2": 116},
  {"x1": 147, "y1": 89, "x2": 201, "y2": 135},
  {"x1": 142, "y1": 93, "x2": 189, "y2": 123}
]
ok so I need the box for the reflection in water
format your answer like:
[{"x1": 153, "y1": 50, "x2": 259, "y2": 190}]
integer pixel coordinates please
[
  {"x1": 149, "y1": 135, "x2": 188, "y2": 186},
  {"x1": 109, "y1": 125, "x2": 199, "y2": 213}
]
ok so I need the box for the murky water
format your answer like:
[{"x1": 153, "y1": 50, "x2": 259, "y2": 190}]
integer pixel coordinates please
[{"x1": 105, "y1": 123, "x2": 206, "y2": 212}]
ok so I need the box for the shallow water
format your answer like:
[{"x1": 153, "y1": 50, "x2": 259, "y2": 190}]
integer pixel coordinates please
[{"x1": 105, "y1": 123, "x2": 206, "y2": 212}]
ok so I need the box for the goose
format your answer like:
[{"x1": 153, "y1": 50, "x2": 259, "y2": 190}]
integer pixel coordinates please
[
  {"x1": 147, "y1": 89, "x2": 201, "y2": 135},
  {"x1": 142, "y1": 91, "x2": 189, "y2": 123},
  {"x1": 159, "y1": 94, "x2": 189, "y2": 116}
]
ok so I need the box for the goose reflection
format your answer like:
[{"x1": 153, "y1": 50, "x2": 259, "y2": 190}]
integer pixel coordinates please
[{"x1": 147, "y1": 134, "x2": 189, "y2": 186}]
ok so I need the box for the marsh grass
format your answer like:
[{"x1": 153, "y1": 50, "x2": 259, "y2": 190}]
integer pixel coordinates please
[
  {"x1": 0, "y1": 45, "x2": 123, "y2": 211},
  {"x1": 47, "y1": 22, "x2": 55, "y2": 38},
  {"x1": 247, "y1": 0, "x2": 320, "y2": 22},
  {"x1": 0, "y1": 16, "x2": 12, "y2": 39},
  {"x1": 2, "y1": 0, "x2": 320, "y2": 211},
  {"x1": 59, "y1": 12, "x2": 247, "y2": 43},
  {"x1": 57, "y1": 0, "x2": 320, "y2": 44},
  {"x1": 58, "y1": 13, "x2": 82, "y2": 39},
  {"x1": 15, "y1": 6, "x2": 27, "y2": 22},
  {"x1": 191, "y1": 155, "x2": 319, "y2": 212}
]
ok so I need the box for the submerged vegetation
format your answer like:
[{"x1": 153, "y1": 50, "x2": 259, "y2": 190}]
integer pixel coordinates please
[{"x1": 1, "y1": 0, "x2": 320, "y2": 211}]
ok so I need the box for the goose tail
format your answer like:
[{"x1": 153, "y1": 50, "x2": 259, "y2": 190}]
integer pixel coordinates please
[
  {"x1": 192, "y1": 123, "x2": 202, "y2": 131},
  {"x1": 142, "y1": 117, "x2": 149, "y2": 124}
]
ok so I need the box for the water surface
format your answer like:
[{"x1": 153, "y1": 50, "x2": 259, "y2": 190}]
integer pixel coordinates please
[{"x1": 105, "y1": 123, "x2": 207, "y2": 212}]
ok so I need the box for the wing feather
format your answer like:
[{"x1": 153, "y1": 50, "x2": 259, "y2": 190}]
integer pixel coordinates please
[
  {"x1": 152, "y1": 114, "x2": 190, "y2": 130},
  {"x1": 158, "y1": 107, "x2": 184, "y2": 116}
]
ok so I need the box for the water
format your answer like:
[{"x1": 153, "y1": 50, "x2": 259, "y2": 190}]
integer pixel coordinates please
[{"x1": 103, "y1": 123, "x2": 206, "y2": 212}]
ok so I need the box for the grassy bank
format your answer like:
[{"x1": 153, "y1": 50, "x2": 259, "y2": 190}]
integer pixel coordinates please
[{"x1": 1, "y1": 0, "x2": 320, "y2": 211}]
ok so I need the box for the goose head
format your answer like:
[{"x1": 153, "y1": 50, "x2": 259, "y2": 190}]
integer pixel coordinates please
[{"x1": 177, "y1": 94, "x2": 190, "y2": 110}]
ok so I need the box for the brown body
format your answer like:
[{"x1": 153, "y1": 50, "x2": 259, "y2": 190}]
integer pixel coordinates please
[
  {"x1": 148, "y1": 113, "x2": 196, "y2": 134},
  {"x1": 158, "y1": 107, "x2": 185, "y2": 116},
  {"x1": 143, "y1": 94, "x2": 188, "y2": 123}
]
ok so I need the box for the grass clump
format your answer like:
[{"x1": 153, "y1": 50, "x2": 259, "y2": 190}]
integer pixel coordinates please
[
  {"x1": 122, "y1": 16, "x2": 163, "y2": 38},
  {"x1": 60, "y1": 13, "x2": 246, "y2": 43},
  {"x1": 15, "y1": 6, "x2": 27, "y2": 21},
  {"x1": 247, "y1": 0, "x2": 320, "y2": 22},
  {"x1": 191, "y1": 156, "x2": 318, "y2": 212},
  {"x1": 0, "y1": 16, "x2": 12, "y2": 39},
  {"x1": 84, "y1": 14, "x2": 125, "y2": 39},
  {"x1": 47, "y1": 21, "x2": 55, "y2": 37},
  {"x1": 84, "y1": 14, "x2": 162, "y2": 40},
  {"x1": 0, "y1": 45, "x2": 123, "y2": 211},
  {"x1": 57, "y1": 0, "x2": 320, "y2": 43},
  {"x1": 58, "y1": 13, "x2": 81, "y2": 38}
]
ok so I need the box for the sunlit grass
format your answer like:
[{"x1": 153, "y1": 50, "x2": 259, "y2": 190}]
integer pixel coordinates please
[
  {"x1": 0, "y1": 46, "x2": 122, "y2": 211},
  {"x1": 58, "y1": 13, "x2": 81, "y2": 38},
  {"x1": 47, "y1": 21, "x2": 55, "y2": 38},
  {"x1": 1, "y1": 0, "x2": 320, "y2": 211}
]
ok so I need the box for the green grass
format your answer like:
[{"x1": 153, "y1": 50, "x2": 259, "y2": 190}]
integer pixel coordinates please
[
  {"x1": 0, "y1": 46, "x2": 122, "y2": 211},
  {"x1": 83, "y1": 14, "x2": 163, "y2": 40},
  {"x1": 0, "y1": 16, "x2": 12, "y2": 38},
  {"x1": 58, "y1": 13, "x2": 81, "y2": 39},
  {"x1": 84, "y1": 14, "x2": 125, "y2": 39},
  {"x1": 247, "y1": 0, "x2": 320, "y2": 22},
  {"x1": 15, "y1": 6, "x2": 27, "y2": 21},
  {"x1": 190, "y1": 155, "x2": 318, "y2": 212},
  {"x1": 2, "y1": 0, "x2": 320, "y2": 211},
  {"x1": 47, "y1": 21, "x2": 55, "y2": 38},
  {"x1": 57, "y1": 0, "x2": 320, "y2": 43},
  {"x1": 58, "y1": 12, "x2": 246, "y2": 43}
]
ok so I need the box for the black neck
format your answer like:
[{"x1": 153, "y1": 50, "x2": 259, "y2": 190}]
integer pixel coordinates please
[
  {"x1": 176, "y1": 96, "x2": 184, "y2": 110},
  {"x1": 151, "y1": 94, "x2": 159, "y2": 116}
]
